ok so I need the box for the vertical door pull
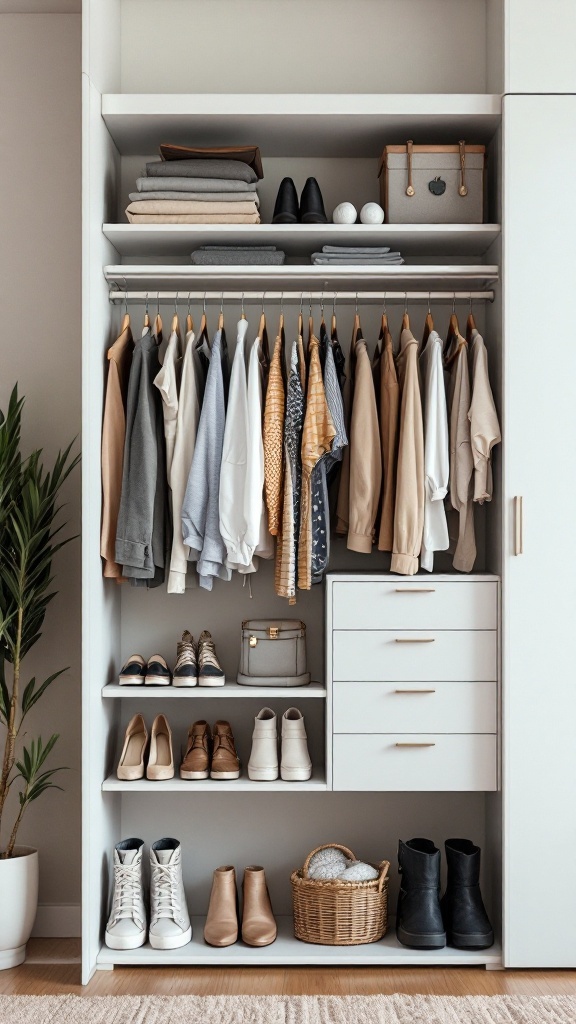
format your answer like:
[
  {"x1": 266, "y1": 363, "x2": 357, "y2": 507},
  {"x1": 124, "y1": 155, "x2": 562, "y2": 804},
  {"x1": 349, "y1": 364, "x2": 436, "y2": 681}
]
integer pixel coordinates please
[{"x1": 514, "y1": 496, "x2": 524, "y2": 555}]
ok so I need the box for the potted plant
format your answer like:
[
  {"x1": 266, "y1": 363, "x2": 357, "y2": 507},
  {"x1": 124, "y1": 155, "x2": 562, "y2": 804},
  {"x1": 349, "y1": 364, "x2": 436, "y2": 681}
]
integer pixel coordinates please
[{"x1": 0, "y1": 386, "x2": 79, "y2": 969}]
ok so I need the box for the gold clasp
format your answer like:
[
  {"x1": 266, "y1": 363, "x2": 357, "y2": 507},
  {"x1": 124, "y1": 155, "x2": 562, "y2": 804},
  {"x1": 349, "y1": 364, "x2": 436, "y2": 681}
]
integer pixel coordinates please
[{"x1": 268, "y1": 626, "x2": 279, "y2": 639}]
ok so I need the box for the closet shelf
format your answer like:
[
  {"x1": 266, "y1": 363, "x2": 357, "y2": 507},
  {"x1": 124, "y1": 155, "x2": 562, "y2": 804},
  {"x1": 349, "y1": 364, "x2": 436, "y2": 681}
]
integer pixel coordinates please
[
  {"x1": 102, "y1": 769, "x2": 327, "y2": 792},
  {"x1": 103, "y1": 223, "x2": 501, "y2": 259},
  {"x1": 96, "y1": 915, "x2": 502, "y2": 967},
  {"x1": 105, "y1": 264, "x2": 499, "y2": 292},
  {"x1": 101, "y1": 93, "x2": 502, "y2": 156},
  {"x1": 102, "y1": 681, "x2": 327, "y2": 698}
]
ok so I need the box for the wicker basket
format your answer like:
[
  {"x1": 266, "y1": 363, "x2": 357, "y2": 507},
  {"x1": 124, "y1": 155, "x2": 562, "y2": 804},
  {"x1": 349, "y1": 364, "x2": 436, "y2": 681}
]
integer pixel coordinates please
[{"x1": 291, "y1": 844, "x2": 390, "y2": 946}]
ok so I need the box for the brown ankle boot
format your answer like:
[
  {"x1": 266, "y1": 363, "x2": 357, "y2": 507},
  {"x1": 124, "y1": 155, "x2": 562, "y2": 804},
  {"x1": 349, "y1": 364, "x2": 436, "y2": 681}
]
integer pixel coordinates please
[
  {"x1": 204, "y1": 866, "x2": 239, "y2": 947},
  {"x1": 180, "y1": 721, "x2": 211, "y2": 780},
  {"x1": 210, "y1": 721, "x2": 241, "y2": 780},
  {"x1": 241, "y1": 866, "x2": 277, "y2": 947}
]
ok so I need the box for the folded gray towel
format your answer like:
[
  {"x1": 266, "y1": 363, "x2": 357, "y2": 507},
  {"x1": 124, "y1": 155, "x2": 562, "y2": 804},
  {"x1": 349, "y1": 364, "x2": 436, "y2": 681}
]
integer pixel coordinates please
[
  {"x1": 322, "y1": 245, "x2": 392, "y2": 254},
  {"x1": 311, "y1": 251, "x2": 402, "y2": 260},
  {"x1": 312, "y1": 256, "x2": 404, "y2": 265},
  {"x1": 199, "y1": 245, "x2": 278, "y2": 251},
  {"x1": 129, "y1": 191, "x2": 260, "y2": 205},
  {"x1": 191, "y1": 251, "x2": 286, "y2": 266},
  {"x1": 137, "y1": 176, "x2": 257, "y2": 193},
  {"x1": 146, "y1": 159, "x2": 258, "y2": 183}
]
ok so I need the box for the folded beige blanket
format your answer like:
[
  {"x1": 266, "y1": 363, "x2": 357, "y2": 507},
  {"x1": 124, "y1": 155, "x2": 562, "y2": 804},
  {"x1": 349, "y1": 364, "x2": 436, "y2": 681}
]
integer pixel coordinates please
[
  {"x1": 126, "y1": 212, "x2": 261, "y2": 224},
  {"x1": 126, "y1": 199, "x2": 258, "y2": 216}
]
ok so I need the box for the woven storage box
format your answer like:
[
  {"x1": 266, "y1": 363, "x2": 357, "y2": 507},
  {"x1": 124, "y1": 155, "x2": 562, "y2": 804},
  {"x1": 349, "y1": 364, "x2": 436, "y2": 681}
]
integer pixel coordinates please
[
  {"x1": 291, "y1": 844, "x2": 390, "y2": 946},
  {"x1": 378, "y1": 141, "x2": 486, "y2": 223}
]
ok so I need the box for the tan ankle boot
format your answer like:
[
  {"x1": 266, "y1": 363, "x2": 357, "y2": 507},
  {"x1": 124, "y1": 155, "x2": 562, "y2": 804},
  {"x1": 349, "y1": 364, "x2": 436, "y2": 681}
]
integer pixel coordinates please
[
  {"x1": 204, "y1": 866, "x2": 239, "y2": 947},
  {"x1": 241, "y1": 866, "x2": 277, "y2": 947}
]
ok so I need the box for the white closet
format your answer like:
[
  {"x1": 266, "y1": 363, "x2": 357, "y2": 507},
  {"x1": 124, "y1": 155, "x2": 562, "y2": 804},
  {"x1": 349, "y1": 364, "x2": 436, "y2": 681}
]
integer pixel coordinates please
[{"x1": 81, "y1": 0, "x2": 576, "y2": 981}]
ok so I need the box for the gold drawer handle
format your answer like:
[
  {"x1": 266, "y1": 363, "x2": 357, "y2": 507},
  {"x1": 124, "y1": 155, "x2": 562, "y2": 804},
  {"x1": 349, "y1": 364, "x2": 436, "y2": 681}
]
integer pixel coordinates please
[
  {"x1": 394, "y1": 689, "x2": 436, "y2": 694},
  {"x1": 394, "y1": 588, "x2": 436, "y2": 593},
  {"x1": 395, "y1": 742, "x2": 436, "y2": 748},
  {"x1": 394, "y1": 638, "x2": 435, "y2": 644}
]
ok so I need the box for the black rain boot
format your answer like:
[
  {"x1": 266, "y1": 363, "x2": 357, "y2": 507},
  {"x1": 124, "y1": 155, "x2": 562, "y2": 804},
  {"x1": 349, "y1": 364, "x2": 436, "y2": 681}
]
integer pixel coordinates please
[
  {"x1": 396, "y1": 838, "x2": 446, "y2": 949},
  {"x1": 441, "y1": 838, "x2": 494, "y2": 950},
  {"x1": 272, "y1": 177, "x2": 299, "y2": 223},
  {"x1": 299, "y1": 177, "x2": 327, "y2": 223}
]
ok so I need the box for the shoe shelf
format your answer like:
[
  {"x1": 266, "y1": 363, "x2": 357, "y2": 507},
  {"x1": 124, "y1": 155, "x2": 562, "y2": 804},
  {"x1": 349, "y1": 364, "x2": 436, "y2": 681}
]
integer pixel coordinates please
[
  {"x1": 103, "y1": 223, "x2": 501, "y2": 259},
  {"x1": 96, "y1": 915, "x2": 502, "y2": 968},
  {"x1": 102, "y1": 681, "x2": 327, "y2": 698},
  {"x1": 102, "y1": 767, "x2": 328, "y2": 792},
  {"x1": 105, "y1": 264, "x2": 499, "y2": 291},
  {"x1": 101, "y1": 93, "x2": 502, "y2": 156}
]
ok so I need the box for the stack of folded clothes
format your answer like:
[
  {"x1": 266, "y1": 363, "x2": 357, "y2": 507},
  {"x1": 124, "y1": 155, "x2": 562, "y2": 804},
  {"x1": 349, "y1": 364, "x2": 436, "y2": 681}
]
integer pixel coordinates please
[
  {"x1": 191, "y1": 245, "x2": 285, "y2": 266},
  {"x1": 310, "y1": 245, "x2": 405, "y2": 265},
  {"x1": 125, "y1": 145, "x2": 263, "y2": 224}
]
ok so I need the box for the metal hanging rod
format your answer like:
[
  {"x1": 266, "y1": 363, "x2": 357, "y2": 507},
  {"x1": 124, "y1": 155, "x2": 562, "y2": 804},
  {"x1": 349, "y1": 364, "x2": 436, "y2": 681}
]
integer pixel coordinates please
[{"x1": 110, "y1": 290, "x2": 494, "y2": 304}]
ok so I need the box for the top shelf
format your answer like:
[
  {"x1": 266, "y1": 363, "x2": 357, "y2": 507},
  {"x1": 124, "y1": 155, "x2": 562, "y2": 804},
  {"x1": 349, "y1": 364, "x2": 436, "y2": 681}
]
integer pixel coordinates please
[{"x1": 101, "y1": 94, "x2": 503, "y2": 157}]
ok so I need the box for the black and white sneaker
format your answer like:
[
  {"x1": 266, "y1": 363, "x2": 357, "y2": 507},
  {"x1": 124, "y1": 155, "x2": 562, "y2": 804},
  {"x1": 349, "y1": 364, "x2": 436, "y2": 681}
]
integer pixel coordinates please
[
  {"x1": 118, "y1": 654, "x2": 146, "y2": 686},
  {"x1": 145, "y1": 655, "x2": 172, "y2": 686},
  {"x1": 173, "y1": 631, "x2": 198, "y2": 687},
  {"x1": 198, "y1": 631, "x2": 225, "y2": 687}
]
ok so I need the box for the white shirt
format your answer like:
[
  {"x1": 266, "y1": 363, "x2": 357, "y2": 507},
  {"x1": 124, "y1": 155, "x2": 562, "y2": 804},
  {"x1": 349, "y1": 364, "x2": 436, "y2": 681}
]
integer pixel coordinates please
[
  {"x1": 153, "y1": 327, "x2": 182, "y2": 475},
  {"x1": 219, "y1": 319, "x2": 251, "y2": 570},
  {"x1": 419, "y1": 330, "x2": 450, "y2": 571},
  {"x1": 166, "y1": 328, "x2": 201, "y2": 593}
]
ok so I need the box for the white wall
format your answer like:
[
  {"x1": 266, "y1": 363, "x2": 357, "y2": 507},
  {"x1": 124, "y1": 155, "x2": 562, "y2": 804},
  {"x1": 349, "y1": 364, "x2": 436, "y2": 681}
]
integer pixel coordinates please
[{"x1": 0, "y1": 13, "x2": 81, "y2": 933}]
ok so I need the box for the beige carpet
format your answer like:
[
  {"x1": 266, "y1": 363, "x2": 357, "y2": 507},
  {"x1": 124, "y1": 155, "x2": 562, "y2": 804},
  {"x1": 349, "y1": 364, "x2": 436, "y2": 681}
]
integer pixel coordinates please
[{"x1": 0, "y1": 995, "x2": 575, "y2": 1023}]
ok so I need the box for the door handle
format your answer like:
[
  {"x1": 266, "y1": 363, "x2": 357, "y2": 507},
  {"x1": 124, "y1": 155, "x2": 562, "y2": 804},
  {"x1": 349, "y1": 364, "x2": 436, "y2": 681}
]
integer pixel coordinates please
[
  {"x1": 394, "y1": 638, "x2": 435, "y2": 644},
  {"x1": 394, "y1": 689, "x2": 436, "y2": 694},
  {"x1": 395, "y1": 742, "x2": 436, "y2": 748},
  {"x1": 514, "y1": 495, "x2": 523, "y2": 555},
  {"x1": 394, "y1": 588, "x2": 436, "y2": 594}
]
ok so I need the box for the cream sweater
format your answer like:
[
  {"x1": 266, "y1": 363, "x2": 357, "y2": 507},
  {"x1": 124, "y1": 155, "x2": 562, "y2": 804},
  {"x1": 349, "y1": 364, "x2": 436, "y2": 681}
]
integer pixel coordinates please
[{"x1": 391, "y1": 329, "x2": 425, "y2": 575}]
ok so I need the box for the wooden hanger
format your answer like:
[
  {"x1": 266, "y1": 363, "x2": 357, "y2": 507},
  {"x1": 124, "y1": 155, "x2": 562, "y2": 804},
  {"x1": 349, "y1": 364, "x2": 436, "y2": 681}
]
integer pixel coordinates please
[
  {"x1": 121, "y1": 312, "x2": 130, "y2": 333},
  {"x1": 171, "y1": 294, "x2": 181, "y2": 341},
  {"x1": 422, "y1": 295, "x2": 434, "y2": 347},
  {"x1": 444, "y1": 298, "x2": 466, "y2": 368},
  {"x1": 401, "y1": 293, "x2": 410, "y2": 332},
  {"x1": 143, "y1": 292, "x2": 150, "y2": 329},
  {"x1": 466, "y1": 298, "x2": 477, "y2": 342},
  {"x1": 218, "y1": 293, "x2": 224, "y2": 331},
  {"x1": 240, "y1": 292, "x2": 247, "y2": 321}
]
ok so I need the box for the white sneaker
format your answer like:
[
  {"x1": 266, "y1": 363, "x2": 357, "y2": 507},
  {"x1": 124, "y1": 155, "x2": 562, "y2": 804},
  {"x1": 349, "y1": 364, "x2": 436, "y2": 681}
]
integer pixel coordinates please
[
  {"x1": 248, "y1": 708, "x2": 278, "y2": 781},
  {"x1": 105, "y1": 839, "x2": 147, "y2": 949},
  {"x1": 281, "y1": 708, "x2": 312, "y2": 782},
  {"x1": 149, "y1": 838, "x2": 192, "y2": 949}
]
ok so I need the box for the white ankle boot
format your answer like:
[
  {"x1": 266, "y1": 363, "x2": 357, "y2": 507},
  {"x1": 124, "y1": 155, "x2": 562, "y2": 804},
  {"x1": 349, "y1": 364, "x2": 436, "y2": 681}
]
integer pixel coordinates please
[
  {"x1": 149, "y1": 838, "x2": 192, "y2": 949},
  {"x1": 281, "y1": 708, "x2": 312, "y2": 781},
  {"x1": 105, "y1": 838, "x2": 147, "y2": 949},
  {"x1": 248, "y1": 708, "x2": 278, "y2": 781}
]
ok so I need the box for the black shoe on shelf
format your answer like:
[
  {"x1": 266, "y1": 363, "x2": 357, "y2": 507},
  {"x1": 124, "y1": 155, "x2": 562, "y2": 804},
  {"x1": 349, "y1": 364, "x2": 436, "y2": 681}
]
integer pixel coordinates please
[
  {"x1": 299, "y1": 177, "x2": 327, "y2": 223},
  {"x1": 441, "y1": 838, "x2": 494, "y2": 950},
  {"x1": 396, "y1": 838, "x2": 446, "y2": 950},
  {"x1": 272, "y1": 177, "x2": 299, "y2": 223}
]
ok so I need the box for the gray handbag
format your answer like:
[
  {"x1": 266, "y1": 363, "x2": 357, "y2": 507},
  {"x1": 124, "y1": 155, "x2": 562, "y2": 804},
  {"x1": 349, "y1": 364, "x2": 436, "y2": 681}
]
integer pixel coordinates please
[{"x1": 237, "y1": 619, "x2": 311, "y2": 687}]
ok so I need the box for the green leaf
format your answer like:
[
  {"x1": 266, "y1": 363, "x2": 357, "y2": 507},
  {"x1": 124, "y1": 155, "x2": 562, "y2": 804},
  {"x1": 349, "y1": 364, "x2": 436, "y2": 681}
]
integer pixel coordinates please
[{"x1": 21, "y1": 669, "x2": 67, "y2": 717}]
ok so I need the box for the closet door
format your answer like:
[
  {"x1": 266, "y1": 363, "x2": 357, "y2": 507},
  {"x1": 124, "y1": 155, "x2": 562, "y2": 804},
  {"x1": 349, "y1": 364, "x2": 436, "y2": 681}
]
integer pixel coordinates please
[
  {"x1": 505, "y1": 0, "x2": 576, "y2": 93},
  {"x1": 503, "y1": 94, "x2": 576, "y2": 967}
]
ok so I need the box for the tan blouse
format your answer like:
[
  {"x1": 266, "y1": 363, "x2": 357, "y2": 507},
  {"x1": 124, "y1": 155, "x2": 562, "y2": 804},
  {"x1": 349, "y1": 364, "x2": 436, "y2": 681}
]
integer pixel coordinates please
[
  {"x1": 101, "y1": 315, "x2": 133, "y2": 579},
  {"x1": 378, "y1": 327, "x2": 400, "y2": 552},
  {"x1": 390, "y1": 329, "x2": 425, "y2": 576}
]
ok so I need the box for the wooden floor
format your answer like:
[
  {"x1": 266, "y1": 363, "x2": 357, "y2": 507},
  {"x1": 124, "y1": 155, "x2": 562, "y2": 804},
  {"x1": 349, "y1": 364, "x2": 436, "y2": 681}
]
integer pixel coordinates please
[{"x1": 0, "y1": 940, "x2": 576, "y2": 997}]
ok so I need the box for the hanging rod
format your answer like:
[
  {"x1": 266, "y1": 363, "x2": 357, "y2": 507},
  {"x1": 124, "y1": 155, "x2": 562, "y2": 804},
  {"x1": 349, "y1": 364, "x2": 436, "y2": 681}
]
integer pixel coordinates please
[{"x1": 109, "y1": 290, "x2": 494, "y2": 304}]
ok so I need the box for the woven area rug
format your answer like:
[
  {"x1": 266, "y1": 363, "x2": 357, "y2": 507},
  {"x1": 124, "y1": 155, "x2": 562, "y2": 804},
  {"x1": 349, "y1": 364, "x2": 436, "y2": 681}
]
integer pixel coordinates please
[{"x1": 0, "y1": 995, "x2": 575, "y2": 1024}]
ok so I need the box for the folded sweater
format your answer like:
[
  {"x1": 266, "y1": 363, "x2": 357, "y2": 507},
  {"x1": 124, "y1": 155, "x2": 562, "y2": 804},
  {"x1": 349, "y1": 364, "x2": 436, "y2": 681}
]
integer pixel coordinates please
[
  {"x1": 129, "y1": 190, "x2": 260, "y2": 205},
  {"x1": 146, "y1": 158, "x2": 258, "y2": 183},
  {"x1": 137, "y1": 176, "x2": 257, "y2": 193},
  {"x1": 126, "y1": 199, "x2": 258, "y2": 216},
  {"x1": 127, "y1": 212, "x2": 261, "y2": 224}
]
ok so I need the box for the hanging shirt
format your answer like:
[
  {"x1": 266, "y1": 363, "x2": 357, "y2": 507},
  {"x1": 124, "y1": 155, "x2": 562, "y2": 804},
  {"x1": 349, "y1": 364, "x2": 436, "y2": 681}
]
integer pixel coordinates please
[
  {"x1": 468, "y1": 329, "x2": 501, "y2": 504},
  {"x1": 335, "y1": 321, "x2": 359, "y2": 537},
  {"x1": 166, "y1": 326, "x2": 202, "y2": 594},
  {"x1": 419, "y1": 330, "x2": 450, "y2": 572},
  {"x1": 263, "y1": 326, "x2": 286, "y2": 535},
  {"x1": 219, "y1": 319, "x2": 252, "y2": 571},
  {"x1": 311, "y1": 340, "x2": 348, "y2": 582},
  {"x1": 275, "y1": 339, "x2": 306, "y2": 602},
  {"x1": 181, "y1": 330, "x2": 231, "y2": 590},
  {"x1": 101, "y1": 315, "x2": 133, "y2": 580},
  {"x1": 446, "y1": 334, "x2": 476, "y2": 573},
  {"x1": 347, "y1": 336, "x2": 382, "y2": 554},
  {"x1": 115, "y1": 326, "x2": 167, "y2": 587},
  {"x1": 377, "y1": 329, "x2": 400, "y2": 552},
  {"x1": 153, "y1": 327, "x2": 182, "y2": 476},
  {"x1": 245, "y1": 335, "x2": 274, "y2": 569},
  {"x1": 391, "y1": 329, "x2": 425, "y2": 576},
  {"x1": 298, "y1": 334, "x2": 336, "y2": 590}
]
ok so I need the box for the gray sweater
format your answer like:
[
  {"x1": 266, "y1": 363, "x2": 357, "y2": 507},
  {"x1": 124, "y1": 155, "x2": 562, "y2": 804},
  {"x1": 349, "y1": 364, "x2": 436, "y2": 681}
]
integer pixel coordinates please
[{"x1": 181, "y1": 330, "x2": 231, "y2": 590}]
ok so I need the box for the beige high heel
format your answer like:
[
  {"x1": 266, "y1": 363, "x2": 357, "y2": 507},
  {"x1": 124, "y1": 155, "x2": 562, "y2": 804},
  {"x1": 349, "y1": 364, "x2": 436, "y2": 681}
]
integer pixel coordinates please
[
  {"x1": 241, "y1": 866, "x2": 277, "y2": 947},
  {"x1": 147, "y1": 714, "x2": 174, "y2": 780},
  {"x1": 204, "y1": 866, "x2": 239, "y2": 947},
  {"x1": 117, "y1": 714, "x2": 148, "y2": 781}
]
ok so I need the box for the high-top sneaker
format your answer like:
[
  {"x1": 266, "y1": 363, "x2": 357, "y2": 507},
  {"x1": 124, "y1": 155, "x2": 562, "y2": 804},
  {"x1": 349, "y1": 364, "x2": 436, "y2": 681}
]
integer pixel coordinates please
[
  {"x1": 210, "y1": 721, "x2": 241, "y2": 780},
  {"x1": 248, "y1": 708, "x2": 278, "y2": 781},
  {"x1": 105, "y1": 838, "x2": 146, "y2": 950},
  {"x1": 173, "y1": 630, "x2": 198, "y2": 687},
  {"x1": 197, "y1": 630, "x2": 225, "y2": 687},
  {"x1": 280, "y1": 708, "x2": 312, "y2": 781},
  {"x1": 149, "y1": 838, "x2": 192, "y2": 949}
]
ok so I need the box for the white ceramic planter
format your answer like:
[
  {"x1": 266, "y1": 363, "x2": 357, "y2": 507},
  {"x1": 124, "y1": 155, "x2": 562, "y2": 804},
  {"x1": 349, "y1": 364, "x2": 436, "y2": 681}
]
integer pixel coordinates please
[{"x1": 0, "y1": 846, "x2": 38, "y2": 969}]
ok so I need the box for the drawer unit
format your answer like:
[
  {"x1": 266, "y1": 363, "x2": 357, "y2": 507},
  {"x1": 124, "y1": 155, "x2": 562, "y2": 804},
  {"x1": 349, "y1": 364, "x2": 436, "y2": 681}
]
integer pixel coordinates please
[
  {"x1": 332, "y1": 579, "x2": 498, "y2": 631},
  {"x1": 333, "y1": 734, "x2": 498, "y2": 791},
  {"x1": 333, "y1": 681, "x2": 497, "y2": 734},
  {"x1": 332, "y1": 629, "x2": 497, "y2": 682}
]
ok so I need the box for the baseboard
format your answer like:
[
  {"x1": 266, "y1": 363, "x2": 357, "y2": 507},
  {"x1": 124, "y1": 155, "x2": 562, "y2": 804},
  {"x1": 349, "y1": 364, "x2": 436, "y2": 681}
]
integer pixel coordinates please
[{"x1": 32, "y1": 904, "x2": 81, "y2": 937}]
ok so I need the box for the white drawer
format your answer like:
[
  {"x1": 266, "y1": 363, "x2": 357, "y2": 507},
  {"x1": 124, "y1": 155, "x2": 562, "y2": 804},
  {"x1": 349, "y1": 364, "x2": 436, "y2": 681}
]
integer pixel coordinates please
[
  {"x1": 332, "y1": 580, "x2": 498, "y2": 631},
  {"x1": 332, "y1": 630, "x2": 497, "y2": 682},
  {"x1": 333, "y1": 681, "x2": 497, "y2": 734},
  {"x1": 333, "y1": 734, "x2": 497, "y2": 791}
]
